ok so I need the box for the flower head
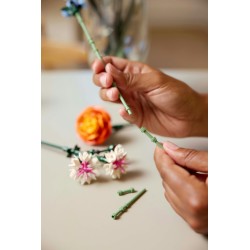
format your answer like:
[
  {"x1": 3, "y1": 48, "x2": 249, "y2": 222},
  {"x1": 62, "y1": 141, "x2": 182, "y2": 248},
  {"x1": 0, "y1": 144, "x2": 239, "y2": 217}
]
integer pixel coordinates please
[
  {"x1": 67, "y1": 0, "x2": 85, "y2": 8},
  {"x1": 61, "y1": 0, "x2": 86, "y2": 17},
  {"x1": 76, "y1": 106, "x2": 112, "y2": 145},
  {"x1": 103, "y1": 144, "x2": 128, "y2": 179},
  {"x1": 69, "y1": 151, "x2": 99, "y2": 184}
]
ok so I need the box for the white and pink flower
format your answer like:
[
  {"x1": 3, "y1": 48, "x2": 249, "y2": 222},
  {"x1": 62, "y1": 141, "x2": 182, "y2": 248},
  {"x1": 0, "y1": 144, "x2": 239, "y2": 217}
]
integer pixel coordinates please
[
  {"x1": 69, "y1": 151, "x2": 99, "y2": 184},
  {"x1": 103, "y1": 144, "x2": 128, "y2": 179}
]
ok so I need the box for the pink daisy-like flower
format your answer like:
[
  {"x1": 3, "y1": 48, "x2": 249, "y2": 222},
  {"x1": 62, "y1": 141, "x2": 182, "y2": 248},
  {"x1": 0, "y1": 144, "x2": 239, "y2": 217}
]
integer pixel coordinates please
[
  {"x1": 103, "y1": 144, "x2": 128, "y2": 179},
  {"x1": 69, "y1": 152, "x2": 99, "y2": 184}
]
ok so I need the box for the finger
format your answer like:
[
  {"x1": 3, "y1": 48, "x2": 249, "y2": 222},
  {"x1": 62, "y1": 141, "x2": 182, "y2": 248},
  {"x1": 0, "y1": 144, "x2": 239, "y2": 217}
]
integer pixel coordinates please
[
  {"x1": 102, "y1": 56, "x2": 148, "y2": 73},
  {"x1": 105, "y1": 63, "x2": 129, "y2": 90},
  {"x1": 93, "y1": 62, "x2": 138, "y2": 91},
  {"x1": 164, "y1": 189, "x2": 185, "y2": 219},
  {"x1": 102, "y1": 56, "x2": 132, "y2": 71},
  {"x1": 93, "y1": 72, "x2": 113, "y2": 88},
  {"x1": 163, "y1": 141, "x2": 208, "y2": 173},
  {"x1": 106, "y1": 63, "x2": 161, "y2": 92},
  {"x1": 91, "y1": 59, "x2": 105, "y2": 74},
  {"x1": 164, "y1": 181, "x2": 208, "y2": 234},
  {"x1": 119, "y1": 106, "x2": 139, "y2": 125},
  {"x1": 162, "y1": 181, "x2": 188, "y2": 218},
  {"x1": 92, "y1": 56, "x2": 129, "y2": 73},
  {"x1": 99, "y1": 87, "x2": 120, "y2": 102},
  {"x1": 92, "y1": 55, "x2": 149, "y2": 77},
  {"x1": 154, "y1": 146, "x2": 190, "y2": 187},
  {"x1": 154, "y1": 146, "x2": 205, "y2": 200}
]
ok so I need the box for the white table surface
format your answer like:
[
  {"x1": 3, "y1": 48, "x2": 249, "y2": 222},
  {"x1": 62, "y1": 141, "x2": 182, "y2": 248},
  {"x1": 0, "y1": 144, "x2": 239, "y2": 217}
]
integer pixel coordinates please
[{"x1": 41, "y1": 69, "x2": 208, "y2": 250}]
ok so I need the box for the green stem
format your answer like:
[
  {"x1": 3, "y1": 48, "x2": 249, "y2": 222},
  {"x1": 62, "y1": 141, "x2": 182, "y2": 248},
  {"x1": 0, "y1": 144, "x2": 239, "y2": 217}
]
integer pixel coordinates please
[
  {"x1": 75, "y1": 12, "x2": 132, "y2": 115},
  {"x1": 41, "y1": 141, "x2": 80, "y2": 157},
  {"x1": 112, "y1": 188, "x2": 147, "y2": 219},
  {"x1": 140, "y1": 127, "x2": 163, "y2": 149},
  {"x1": 96, "y1": 156, "x2": 108, "y2": 163},
  {"x1": 42, "y1": 140, "x2": 116, "y2": 158},
  {"x1": 74, "y1": 13, "x2": 163, "y2": 150},
  {"x1": 87, "y1": 145, "x2": 115, "y2": 155},
  {"x1": 41, "y1": 141, "x2": 67, "y2": 151},
  {"x1": 117, "y1": 187, "x2": 136, "y2": 196}
]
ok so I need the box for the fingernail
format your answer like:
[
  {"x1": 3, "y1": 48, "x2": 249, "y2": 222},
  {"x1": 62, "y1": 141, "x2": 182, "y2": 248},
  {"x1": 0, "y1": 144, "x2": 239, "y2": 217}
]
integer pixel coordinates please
[
  {"x1": 91, "y1": 60, "x2": 96, "y2": 70},
  {"x1": 106, "y1": 89, "x2": 113, "y2": 100},
  {"x1": 105, "y1": 63, "x2": 112, "y2": 72},
  {"x1": 100, "y1": 74, "x2": 107, "y2": 86},
  {"x1": 106, "y1": 63, "x2": 118, "y2": 73},
  {"x1": 163, "y1": 141, "x2": 179, "y2": 150}
]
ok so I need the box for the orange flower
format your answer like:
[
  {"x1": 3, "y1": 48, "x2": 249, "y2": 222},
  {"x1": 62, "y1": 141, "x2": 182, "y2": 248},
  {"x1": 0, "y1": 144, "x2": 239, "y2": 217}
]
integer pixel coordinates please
[{"x1": 76, "y1": 106, "x2": 112, "y2": 145}]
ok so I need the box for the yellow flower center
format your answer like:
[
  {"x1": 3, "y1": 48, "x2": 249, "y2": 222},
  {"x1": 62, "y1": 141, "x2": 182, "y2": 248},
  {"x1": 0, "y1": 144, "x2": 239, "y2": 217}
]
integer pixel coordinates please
[{"x1": 80, "y1": 116, "x2": 98, "y2": 134}]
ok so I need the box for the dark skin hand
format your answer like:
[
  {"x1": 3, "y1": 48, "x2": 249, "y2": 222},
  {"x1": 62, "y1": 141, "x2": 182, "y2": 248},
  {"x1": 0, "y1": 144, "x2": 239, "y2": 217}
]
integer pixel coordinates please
[
  {"x1": 154, "y1": 141, "x2": 208, "y2": 234},
  {"x1": 92, "y1": 56, "x2": 208, "y2": 138},
  {"x1": 91, "y1": 56, "x2": 208, "y2": 234}
]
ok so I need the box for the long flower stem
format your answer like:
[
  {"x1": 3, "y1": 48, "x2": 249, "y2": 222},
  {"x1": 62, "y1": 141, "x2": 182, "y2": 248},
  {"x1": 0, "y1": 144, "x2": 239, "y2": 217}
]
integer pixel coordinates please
[
  {"x1": 41, "y1": 141, "x2": 80, "y2": 157},
  {"x1": 41, "y1": 141, "x2": 67, "y2": 151},
  {"x1": 41, "y1": 141, "x2": 117, "y2": 158},
  {"x1": 75, "y1": 12, "x2": 132, "y2": 115},
  {"x1": 74, "y1": 13, "x2": 163, "y2": 150}
]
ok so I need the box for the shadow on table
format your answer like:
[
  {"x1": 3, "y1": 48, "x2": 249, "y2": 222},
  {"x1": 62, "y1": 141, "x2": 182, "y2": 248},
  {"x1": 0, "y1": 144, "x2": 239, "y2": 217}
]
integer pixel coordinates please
[
  {"x1": 118, "y1": 169, "x2": 145, "y2": 182},
  {"x1": 96, "y1": 169, "x2": 145, "y2": 184},
  {"x1": 103, "y1": 130, "x2": 135, "y2": 146}
]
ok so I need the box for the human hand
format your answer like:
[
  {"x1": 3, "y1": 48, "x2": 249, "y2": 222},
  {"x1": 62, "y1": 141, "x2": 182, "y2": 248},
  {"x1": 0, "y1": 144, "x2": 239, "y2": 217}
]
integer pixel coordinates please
[
  {"x1": 154, "y1": 141, "x2": 208, "y2": 234},
  {"x1": 92, "y1": 56, "x2": 207, "y2": 137}
]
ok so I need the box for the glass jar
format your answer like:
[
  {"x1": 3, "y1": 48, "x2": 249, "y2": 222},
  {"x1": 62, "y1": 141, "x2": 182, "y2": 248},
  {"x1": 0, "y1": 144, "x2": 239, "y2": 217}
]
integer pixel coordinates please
[{"x1": 83, "y1": 0, "x2": 149, "y2": 65}]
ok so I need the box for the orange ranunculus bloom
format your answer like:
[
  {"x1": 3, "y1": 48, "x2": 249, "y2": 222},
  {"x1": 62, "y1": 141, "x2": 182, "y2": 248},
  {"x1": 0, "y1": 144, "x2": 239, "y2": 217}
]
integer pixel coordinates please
[{"x1": 76, "y1": 106, "x2": 112, "y2": 145}]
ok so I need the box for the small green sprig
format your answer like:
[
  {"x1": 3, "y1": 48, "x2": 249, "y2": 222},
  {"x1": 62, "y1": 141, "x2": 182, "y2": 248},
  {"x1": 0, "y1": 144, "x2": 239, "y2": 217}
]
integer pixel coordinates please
[
  {"x1": 140, "y1": 127, "x2": 163, "y2": 149},
  {"x1": 117, "y1": 188, "x2": 136, "y2": 196},
  {"x1": 112, "y1": 188, "x2": 147, "y2": 220}
]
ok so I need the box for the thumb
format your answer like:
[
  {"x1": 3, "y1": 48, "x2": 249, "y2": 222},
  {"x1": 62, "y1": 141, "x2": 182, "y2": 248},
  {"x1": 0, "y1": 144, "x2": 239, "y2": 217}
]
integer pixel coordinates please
[{"x1": 163, "y1": 141, "x2": 208, "y2": 173}]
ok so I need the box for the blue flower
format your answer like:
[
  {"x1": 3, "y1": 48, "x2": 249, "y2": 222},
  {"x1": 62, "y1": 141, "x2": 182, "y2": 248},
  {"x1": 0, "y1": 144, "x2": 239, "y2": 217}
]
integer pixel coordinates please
[
  {"x1": 61, "y1": 0, "x2": 86, "y2": 17},
  {"x1": 67, "y1": 0, "x2": 86, "y2": 8}
]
